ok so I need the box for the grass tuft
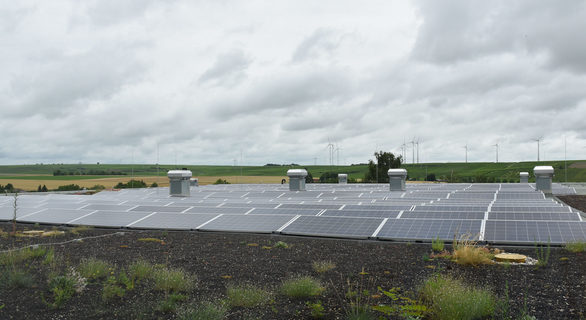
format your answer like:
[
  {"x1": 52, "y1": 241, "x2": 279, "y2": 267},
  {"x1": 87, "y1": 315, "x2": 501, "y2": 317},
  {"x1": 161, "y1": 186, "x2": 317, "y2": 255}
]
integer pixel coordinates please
[
  {"x1": 128, "y1": 259, "x2": 154, "y2": 282},
  {"x1": 78, "y1": 257, "x2": 110, "y2": 281},
  {"x1": 312, "y1": 260, "x2": 336, "y2": 273},
  {"x1": 152, "y1": 267, "x2": 195, "y2": 293},
  {"x1": 227, "y1": 284, "x2": 271, "y2": 307},
  {"x1": 420, "y1": 274, "x2": 495, "y2": 320},
  {"x1": 564, "y1": 240, "x2": 586, "y2": 253},
  {"x1": 2, "y1": 268, "x2": 34, "y2": 289},
  {"x1": 178, "y1": 301, "x2": 228, "y2": 320},
  {"x1": 431, "y1": 237, "x2": 445, "y2": 252},
  {"x1": 281, "y1": 276, "x2": 325, "y2": 298},
  {"x1": 157, "y1": 293, "x2": 188, "y2": 313},
  {"x1": 0, "y1": 246, "x2": 48, "y2": 266},
  {"x1": 452, "y1": 234, "x2": 494, "y2": 266}
]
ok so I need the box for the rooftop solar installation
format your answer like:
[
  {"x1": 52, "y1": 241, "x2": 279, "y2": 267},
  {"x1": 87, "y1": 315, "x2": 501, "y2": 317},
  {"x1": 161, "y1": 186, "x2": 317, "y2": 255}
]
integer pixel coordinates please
[{"x1": 0, "y1": 182, "x2": 583, "y2": 245}]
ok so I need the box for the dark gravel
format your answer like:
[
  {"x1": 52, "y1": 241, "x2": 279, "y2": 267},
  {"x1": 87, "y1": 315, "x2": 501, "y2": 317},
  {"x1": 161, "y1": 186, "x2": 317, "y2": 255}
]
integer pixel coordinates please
[{"x1": 1, "y1": 199, "x2": 585, "y2": 320}]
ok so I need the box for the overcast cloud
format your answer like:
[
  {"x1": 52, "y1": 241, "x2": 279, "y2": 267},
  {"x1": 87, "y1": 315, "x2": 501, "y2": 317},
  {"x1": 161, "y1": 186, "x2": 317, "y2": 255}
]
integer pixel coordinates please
[{"x1": 1, "y1": 0, "x2": 585, "y2": 166}]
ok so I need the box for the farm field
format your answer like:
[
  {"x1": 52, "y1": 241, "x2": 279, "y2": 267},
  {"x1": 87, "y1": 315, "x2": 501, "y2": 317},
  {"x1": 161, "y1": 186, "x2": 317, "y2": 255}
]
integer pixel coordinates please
[
  {"x1": 0, "y1": 160, "x2": 585, "y2": 192},
  {"x1": 0, "y1": 176, "x2": 287, "y2": 191}
]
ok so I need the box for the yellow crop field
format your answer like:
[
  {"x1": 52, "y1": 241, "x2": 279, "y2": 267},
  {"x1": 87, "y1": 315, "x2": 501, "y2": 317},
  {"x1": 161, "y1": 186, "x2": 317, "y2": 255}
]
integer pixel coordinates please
[{"x1": 0, "y1": 176, "x2": 288, "y2": 191}]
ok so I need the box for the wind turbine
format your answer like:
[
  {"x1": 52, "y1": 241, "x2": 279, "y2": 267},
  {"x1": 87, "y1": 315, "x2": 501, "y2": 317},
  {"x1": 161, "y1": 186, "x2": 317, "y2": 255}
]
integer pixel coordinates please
[
  {"x1": 534, "y1": 136, "x2": 543, "y2": 161},
  {"x1": 463, "y1": 144, "x2": 468, "y2": 163},
  {"x1": 493, "y1": 143, "x2": 499, "y2": 163},
  {"x1": 401, "y1": 138, "x2": 407, "y2": 162},
  {"x1": 415, "y1": 138, "x2": 419, "y2": 164},
  {"x1": 410, "y1": 138, "x2": 415, "y2": 164},
  {"x1": 326, "y1": 138, "x2": 335, "y2": 166},
  {"x1": 335, "y1": 144, "x2": 342, "y2": 166}
]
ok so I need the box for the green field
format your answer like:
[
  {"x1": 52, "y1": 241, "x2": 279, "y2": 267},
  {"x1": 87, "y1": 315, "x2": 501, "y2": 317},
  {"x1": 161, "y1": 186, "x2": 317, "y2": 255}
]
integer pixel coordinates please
[{"x1": 0, "y1": 160, "x2": 585, "y2": 182}]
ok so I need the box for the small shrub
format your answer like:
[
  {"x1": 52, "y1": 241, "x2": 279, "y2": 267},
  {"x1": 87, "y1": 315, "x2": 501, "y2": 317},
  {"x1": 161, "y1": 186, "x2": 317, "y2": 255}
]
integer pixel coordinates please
[
  {"x1": 226, "y1": 284, "x2": 271, "y2": 307},
  {"x1": 535, "y1": 241, "x2": 551, "y2": 267},
  {"x1": 128, "y1": 260, "x2": 154, "y2": 282},
  {"x1": 281, "y1": 276, "x2": 325, "y2": 298},
  {"x1": 274, "y1": 241, "x2": 289, "y2": 248},
  {"x1": 90, "y1": 184, "x2": 106, "y2": 191},
  {"x1": 102, "y1": 276, "x2": 126, "y2": 301},
  {"x1": 312, "y1": 260, "x2": 336, "y2": 273},
  {"x1": 432, "y1": 237, "x2": 445, "y2": 252},
  {"x1": 153, "y1": 267, "x2": 195, "y2": 293},
  {"x1": 56, "y1": 184, "x2": 82, "y2": 191},
  {"x1": 78, "y1": 258, "x2": 109, "y2": 281},
  {"x1": 420, "y1": 274, "x2": 495, "y2": 320},
  {"x1": 43, "y1": 248, "x2": 55, "y2": 266},
  {"x1": 45, "y1": 275, "x2": 77, "y2": 309},
  {"x1": 213, "y1": 179, "x2": 230, "y2": 185},
  {"x1": 178, "y1": 301, "x2": 228, "y2": 320},
  {"x1": 307, "y1": 301, "x2": 325, "y2": 318},
  {"x1": 564, "y1": 240, "x2": 586, "y2": 253},
  {"x1": 157, "y1": 293, "x2": 188, "y2": 313},
  {"x1": 115, "y1": 180, "x2": 148, "y2": 189}
]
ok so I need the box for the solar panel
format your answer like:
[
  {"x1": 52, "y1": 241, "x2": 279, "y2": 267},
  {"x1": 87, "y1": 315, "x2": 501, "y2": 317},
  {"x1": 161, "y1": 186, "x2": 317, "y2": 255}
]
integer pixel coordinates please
[
  {"x1": 128, "y1": 213, "x2": 219, "y2": 230},
  {"x1": 198, "y1": 214, "x2": 295, "y2": 233},
  {"x1": 71, "y1": 211, "x2": 150, "y2": 228},
  {"x1": 484, "y1": 220, "x2": 586, "y2": 244},
  {"x1": 184, "y1": 207, "x2": 251, "y2": 214},
  {"x1": 17, "y1": 209, "x2": 95, "y2": 224},
  {"x1": 0, "y1": 207, "x2": 48, "y2": 220},
  {"x1": 81, "y1": 204, "x2": 136, "y2": 211},
  {"x1": 279, "y1": 204, "x2": 343, "y2": 210},
  {"x1": 402, "y1": 211, "x2": 485, "y2": 220},
  {"x1": 488, "y1": 212, "x2": 580, "y2": 221},
  {"x1": 130, "y1": 205, "x2": 190, "y2": 213},
  {"x1": 280, "y1": 216, "x2": 384, "y2": 239},
  {"x1": 321, "y1": 209, "x2": 400, "y2": 219},
  {"x1": 248, "y1": 208, "x2": 321, "y2": 215},
  {"x1": 376, "y1": 219, "x2": 483, "y2": 241}
]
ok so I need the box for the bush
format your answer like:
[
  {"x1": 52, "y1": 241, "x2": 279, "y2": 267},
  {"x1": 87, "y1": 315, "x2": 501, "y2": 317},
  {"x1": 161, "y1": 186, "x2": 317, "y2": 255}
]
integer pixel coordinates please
[
  {"x1": 78, "y1": 258, "x2": 110, "y2": 281},
  {"x1": 102, "y1": 276, "x2": 126, "y2": 301},
  {"x1": 226, "y1": 284, "x2": 271, "y2": 307},
  {"x1": 213, "y1": 179, "x2": 230, "y2": 185},
  {"x1": 56, "y1": 184, "x2": 82, "y2": 191},
  {"x1": 420, "y1": 274, "x2": 496, "y2": 320},
  {"x1": 281, "y1": 276, "x2": 325, "y2": 298},
  {"x1": 115, "y1": 180, "x2": 147, "y2": 189}
]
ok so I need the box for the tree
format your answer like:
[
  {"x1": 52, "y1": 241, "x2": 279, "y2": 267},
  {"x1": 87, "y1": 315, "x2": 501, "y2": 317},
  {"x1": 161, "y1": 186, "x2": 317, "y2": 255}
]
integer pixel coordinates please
[
  {"x1": 37, "y1": 185, "x2": 42, "y2": 192},
  {"x1": 42, "y1": 185, "x2": 48, "y2": 192},
  {"x1": 304, "y1": 168, "x2": 313, "y2": 183},
  {"x1": 364, "y1": 151, "x2": 402, "y2": 183}
]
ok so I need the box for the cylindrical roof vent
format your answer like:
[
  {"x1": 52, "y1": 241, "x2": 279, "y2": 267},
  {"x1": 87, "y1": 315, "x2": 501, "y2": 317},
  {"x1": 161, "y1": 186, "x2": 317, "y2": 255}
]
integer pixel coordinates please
[
  {"x1": 388, "y1": 168, "x2": 407, "y2": 191},
  {"x1": 533, "y1": 166, "x2": 554, "y2": 194},
  {"x1": 287, "y1": 169, "x2": 308, "y2": 191},
  {"x1": 168, "y1": 170, "x2": 192, "y2": 197},
  {"x1": 519, "y1": 172, "x2": 529, "y2": 183}
]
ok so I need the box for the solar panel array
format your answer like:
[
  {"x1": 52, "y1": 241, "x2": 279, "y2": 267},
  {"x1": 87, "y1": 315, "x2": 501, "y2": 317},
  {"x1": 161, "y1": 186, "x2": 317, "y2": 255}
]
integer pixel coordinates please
[{"x1": 1, "y1": 182, "x2": 584, "y2": 244}]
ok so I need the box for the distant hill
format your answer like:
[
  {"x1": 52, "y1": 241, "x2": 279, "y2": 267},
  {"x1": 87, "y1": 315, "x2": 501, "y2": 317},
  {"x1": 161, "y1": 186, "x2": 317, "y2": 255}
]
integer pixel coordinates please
[{"x1": 0, "y1": 160, "x2": 584, "y2": 182}]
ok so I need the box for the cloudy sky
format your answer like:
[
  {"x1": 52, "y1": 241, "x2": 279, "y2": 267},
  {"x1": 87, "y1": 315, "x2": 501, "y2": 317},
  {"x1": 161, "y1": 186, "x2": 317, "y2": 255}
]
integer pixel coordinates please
[{"x1": 1, "y1": 0, "x2": 586, "y2": 166}]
